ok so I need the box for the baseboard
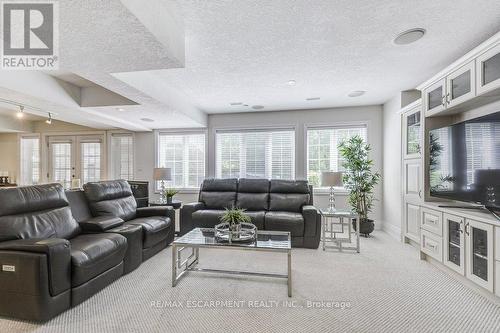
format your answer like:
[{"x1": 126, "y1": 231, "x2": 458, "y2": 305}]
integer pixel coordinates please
[{"x1": 381, "y1": 222, "x2": 401, "y2": 241}]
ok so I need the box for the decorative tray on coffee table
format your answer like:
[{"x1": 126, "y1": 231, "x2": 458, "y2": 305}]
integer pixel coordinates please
[{"x1": 214, "y1": 222, "x2": 257, "y2": 243}]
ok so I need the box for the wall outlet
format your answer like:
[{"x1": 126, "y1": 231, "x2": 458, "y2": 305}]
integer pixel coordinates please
[{"x1": 2, "y1": 265, "x2": 15, "y2": 272}]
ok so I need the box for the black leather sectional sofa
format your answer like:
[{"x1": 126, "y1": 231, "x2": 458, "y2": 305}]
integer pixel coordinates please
[
  {"x1": 0, "y1": 180, "x2": 175, "y2": 321},
  {"x1": 181, "y1": 178, "x2": 321, "y2": 248}
]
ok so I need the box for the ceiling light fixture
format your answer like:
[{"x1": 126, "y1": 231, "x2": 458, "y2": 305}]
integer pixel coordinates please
[
  {"x1": 252, "y1": 105, "x2": 264, "y2": 110},
  {"x1": 46, "y1": 112, "x2": 52, "y2": 125},
  {"x1": 140, "y1": 118, "x2": 154, "y2": 122},
  {"x1": 116, "y1": 107, "x2": 125, "y2": 112},
  {"x1": 306, "y1": 97, "x2": 321, "y2": 101},
  {"x1": 230, "y1": 102, "x2": 242, "y2": 106},
  {"x1": 348, "y1": 90, "x2": 366, "y2": 97},
  {"x1": 16, "y1": 105, "x2": 24, "y2": 118},
  {"x1": 287, "y1": 80, "x2": 296, "y2": 86},
  {"x1": 393, "y1": 28, "x2": 426, "y2": 45}
]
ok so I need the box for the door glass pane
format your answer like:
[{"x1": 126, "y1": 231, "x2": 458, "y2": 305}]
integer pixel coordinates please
[
  {"x1": 483, "y1": 52, "x2": 500, "y2": 85},
  {"x1": 451, "y1": 70, "x2": 471, "y2": 99},
  {"x1": 448, "y1": 220, "x2": 461, "y2": 266},
  {"x1": 81, "y1": 142, "x2": 101, "y2": 184},
  {"x1": 428, "y1": 86, "x2": 443, "y2": 110},
  {"x1": 472, "y1": 227, "x2": 488, "y2": 281},
  {"x1": 52, "y1": 143, "x2": 72, "y2": 189},
  {"x1": 406, "y1": 112, "x2": 420, "y2": 154},
  {"x1": 20, "y1": 137, "x2": 40, "y2": 185}
]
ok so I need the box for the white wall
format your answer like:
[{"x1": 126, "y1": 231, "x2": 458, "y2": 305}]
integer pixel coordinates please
[
  {"x1": 0, "y1": 133, "x2": 19, "y2": 182},
  {"x1": 381, "y1": 96, "x2": 402, "y2": 240},
  {"x1": 135, "y1": 105, "x2": 384, "y2": 225}
]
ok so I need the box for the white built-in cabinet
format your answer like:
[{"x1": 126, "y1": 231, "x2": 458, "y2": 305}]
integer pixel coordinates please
[
  {"x1": 443, "y1": 213, "x2": 465, "y2": 275},
  {"x1": 476, "y1": 43, "x2": 500, "y2": 95},
  {"x1": 465, "y1": 219, "x2": 494, "y2": 292},
  {"x1": 401, "y1": 103, "x2": 423, "y2": 243}
]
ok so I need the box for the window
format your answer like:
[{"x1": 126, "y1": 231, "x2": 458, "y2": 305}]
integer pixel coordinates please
[
  {"x1": 216, "y1": 129, "x2": 295, "y2": 179},
  {"x1": 20, "y1": 136, "x2": 40, "y2": 185},
  {"x1": 81, "y1": 141, "x2": 101, "y2": 184},
  {"x1": 306, "y1": 126, "x2": 367, "y2": 187},
  {"x1": 110, "y1": 133, "x2": 134, "y2": 180},
  {"x1": 157, "y1": 132, "x2": 206, "y2": 188}
]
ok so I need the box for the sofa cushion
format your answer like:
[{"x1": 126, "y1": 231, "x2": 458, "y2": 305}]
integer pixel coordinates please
[
  {"x1": 264, "y1": 211, "x2": 304, "y2": 237},
  {"x1": 192, "y1": 210, "x2": 225, "y2": 228},
  {"x1": 125, "y1": 217, "x2": 171, "y2": 249},
  {"x1": 0, "y1": 184, "x2": 80, "y2": 242},
  {"x1": 199, "y1": 178, "x2": 238, "y2": 209},
  {"x1": 269, "y1": 180, "x2": 310, "y2": 213},
  {"x1": 83, "y1": 180, "x2": 137, "y2": 221},
  {"x1": 245, "y1": 211, "x2": 265, "y2": 230},
  {"x1": 69, "y1": 233, "x2": 127, "y2": 287},
  {"x1": 236, "y1": 178, "x2": 270, "y2": 211},
  {"x1": 238, "y1": 178, "x2": 270, "y2": 193}
]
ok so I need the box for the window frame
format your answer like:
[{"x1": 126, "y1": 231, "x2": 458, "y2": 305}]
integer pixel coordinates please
[
  {"x1": 155, "y1": 129, "x2": 208, "y2": 193},
  {"x1": 304, "y1": 121, "x2": 369, "y2": 194},
  {"x1": 214, "y1": 126, "x2": 296, "y2": 180},
  {"x1": 18, "y1": 133, "x2": 41, "y2": 186}
]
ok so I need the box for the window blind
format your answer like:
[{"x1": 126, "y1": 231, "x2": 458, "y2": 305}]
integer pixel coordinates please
[
  {"x1": 216, "y1": 129, "x2": 295, "y2": 179},
  {"x1": 306, "y1": 126, "x2": 367, "y2": 187},
  {"x1": 20, "y1": 136, "x2": 40, "y2": 185},
  {"x1": 110, "y1": 133, "x2": 134, "y2": 180},
  {"x1": 157, "y1": 132, "x2": 206, "y2": 188}
]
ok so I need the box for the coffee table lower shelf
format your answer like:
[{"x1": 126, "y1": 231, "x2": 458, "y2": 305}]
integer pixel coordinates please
[{"x1": 171, "y1": 231, "x2": 292, "y2": 297}]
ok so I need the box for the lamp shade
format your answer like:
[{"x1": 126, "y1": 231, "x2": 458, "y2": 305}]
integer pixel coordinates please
[
  {"x1": 153, "y1": 168, "x2": 172, "y2": 181},
  {"x1": 321, "y1": 171, "x2": 343, "y2": 187}
]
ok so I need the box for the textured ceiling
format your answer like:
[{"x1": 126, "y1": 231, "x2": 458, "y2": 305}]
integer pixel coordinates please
[
  {"x1": 1, "y1": 0, "x2": 500, "y2": 131},
  {"x1": 119, "y1": 0, "x2": 500, "y2": 115}
]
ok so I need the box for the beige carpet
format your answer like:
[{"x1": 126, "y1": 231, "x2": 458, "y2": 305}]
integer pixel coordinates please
[{"x1": 1, "y1": 232, "x2": 500, "y2": 333}]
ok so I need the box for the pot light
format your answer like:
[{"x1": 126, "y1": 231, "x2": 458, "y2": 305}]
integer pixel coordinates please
[
  {"x1": 306, "y1": 97, "x2": 321, "y2": 101},
  {"x1": 16, "y1": 105, "x2": 24, "y2": 118},
  {"x1": 140, "y1": 118, "x2": 154, "y2": 122},
  {"x1": 393, "y1": 28, "x2": 426, "y2": 45},
  {"x1": 252, "y1": 105, "x2": 264, "y2": 110},
  {"x1": 116, "y1": 107, "x2": 125, "y2": 112},
  {"x1": 45, "y1": 112, "x2": 52, "y2": 125},
  {"x1": 287, "y1": 80, "x2": 296, "y2": 86},
  {"x1": 230, "y1": 102, "x2": 242, "y2": 106},
  {"x1": 348, "y1": 90, "x2": 366, "y2": 97}
]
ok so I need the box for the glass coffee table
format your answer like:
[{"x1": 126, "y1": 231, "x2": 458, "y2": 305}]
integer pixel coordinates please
[{"x1": 171, "y1": 228, "x2": 292, "y2": 297}]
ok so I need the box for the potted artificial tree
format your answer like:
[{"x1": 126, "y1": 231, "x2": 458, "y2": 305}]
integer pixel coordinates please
[
  {"x1": 338, "y1": 135, "x2": 381, "y2": 237},
  {"x1": 220, "y1": 207, "x2": 251, "y2": 234}
]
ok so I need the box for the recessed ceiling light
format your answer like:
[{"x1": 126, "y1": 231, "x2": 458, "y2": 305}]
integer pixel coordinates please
[
  {"x1": 393, "y1": 28, "x2": 426, "y2": 45},
  {"x1": 287, "y1": 80, "x2": 296, "y2": 86},
  {"x1": 306, "y1": 97, "x2": 321, "y2": 101},
  {"x1": 230, "y1": 102, "x2": 243, "y2": 106},
  {"x1": 252, "y1": 105, "x2": 264, "y2": 110},
  {"x1": 140, "y1": 118, "x2": 154, "y2": 122},
  {"x1": 348, "y1": 90, "x2": 366, "y2": 97},
  {"x1": 116, "y1": 107, "x2": 125, "y2": 112}
]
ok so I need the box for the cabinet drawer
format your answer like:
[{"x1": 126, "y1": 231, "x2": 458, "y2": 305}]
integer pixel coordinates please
[
  {"x1": 421, "y1": 207, "x2": 443, "y2": 236},
  {"x1": 421, "y1": 229, "x2": 443, "y2": 262}
]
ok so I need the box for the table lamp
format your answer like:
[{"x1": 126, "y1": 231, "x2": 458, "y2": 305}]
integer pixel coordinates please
[
  {"x1": 321, "y1": 171, "x2": 343, "y2": 212},
  {"x1": 153, "y1": 168, "x2": 172, "y2": 203}
]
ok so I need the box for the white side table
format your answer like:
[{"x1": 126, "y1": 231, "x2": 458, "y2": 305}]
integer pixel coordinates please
[{"x1": 320, "y1": 209, "x2": 360, "y2": 253}]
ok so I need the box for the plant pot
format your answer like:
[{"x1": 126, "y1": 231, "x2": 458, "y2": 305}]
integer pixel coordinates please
[
  {"x1": 229, "y1": 222, "x2": 242, "y2": 240},
  {"x1": 352, "y1": 218, "x2": 375, "y2": 237},
  {"x1": 166, "y1": 196, "x2": 173, "y2": 204}
]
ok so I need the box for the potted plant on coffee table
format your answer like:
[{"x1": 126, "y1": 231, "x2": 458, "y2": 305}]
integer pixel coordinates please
[
  {"x1": 338, "y1": 135, "x2": 381, "y2": 237},
  {"x1": 220, "y1": 207, "x2": 251, "y2": 234}
]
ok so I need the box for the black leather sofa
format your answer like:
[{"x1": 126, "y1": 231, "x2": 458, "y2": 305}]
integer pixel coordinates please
[
  {"x1": 0, "y1": 180, "x2": 175, "y2": 321},
  {"x1": 181, "y1": 178, "x2": 320, "y2": 248}
]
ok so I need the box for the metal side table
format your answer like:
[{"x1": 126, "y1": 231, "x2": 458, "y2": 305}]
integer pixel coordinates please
[{"x1": 320, "y1": 209, "x2": 360, "y2": 253}]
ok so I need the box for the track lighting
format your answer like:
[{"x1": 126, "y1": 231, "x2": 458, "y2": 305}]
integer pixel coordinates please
[
  {"x1": 46, "y1": 112, "x2": 52, "y2": 124},
  {"x1": 16, "y1": 105, "x2": 24, "y2": 118}
]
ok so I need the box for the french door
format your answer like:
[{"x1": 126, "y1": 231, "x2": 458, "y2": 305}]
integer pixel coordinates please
[{"x1": 48, "y1": 135, "x2": 104, "y2": 188}]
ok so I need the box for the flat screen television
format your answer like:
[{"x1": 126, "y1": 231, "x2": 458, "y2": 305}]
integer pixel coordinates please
[{"x1": 429, "y1": 111, "x2": 500, "y2": 217}]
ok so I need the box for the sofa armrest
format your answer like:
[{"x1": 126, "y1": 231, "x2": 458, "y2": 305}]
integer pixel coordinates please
[
  {"x1": 180, "y1": 202, "x2": 205, "y2": 235},
  {"x1": 79, "y1": 216, "x2": 124, "y2": 233},
  {"x1": 0, "y1": 238, "x2": 71, "y2": 296},
  {"x1": 136, "y1": 206, "x2": 175, "y2": 222},
  {"x1": 302, "y1": 205, "x2": 321, "y2": 237}
]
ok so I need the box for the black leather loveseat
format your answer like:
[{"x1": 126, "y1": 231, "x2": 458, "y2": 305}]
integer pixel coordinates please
[
  {"x1": 0, "y1": 180, "x2": 175, "y2": 321},
  {"x1": 181, "y1": 178, "x2": 320, "y2": 248}
]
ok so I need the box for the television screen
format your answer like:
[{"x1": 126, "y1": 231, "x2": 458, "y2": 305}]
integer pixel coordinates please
[{"x1": 429, "y1": 111, "x2": 500, "y2": 211}]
